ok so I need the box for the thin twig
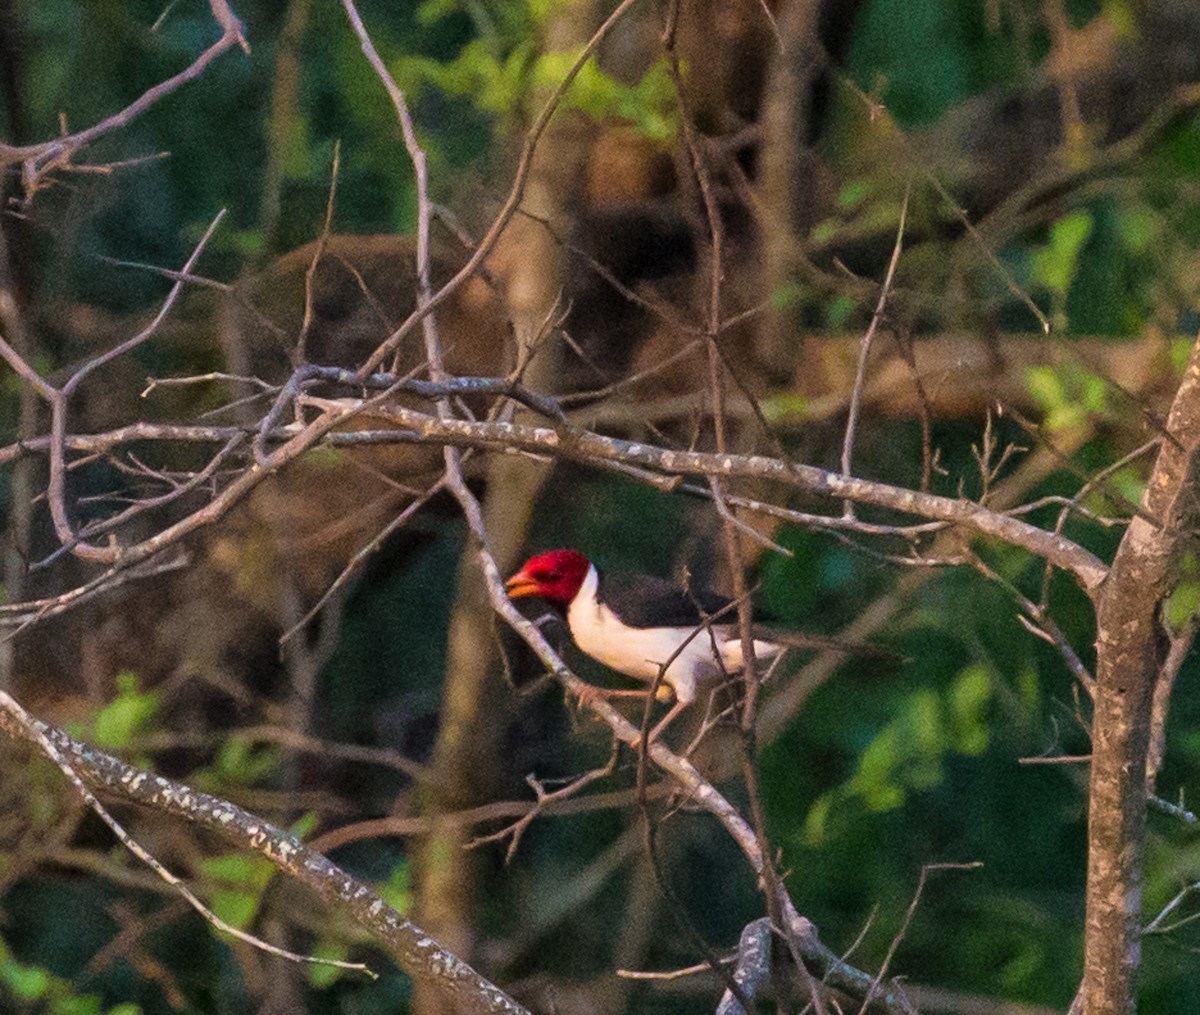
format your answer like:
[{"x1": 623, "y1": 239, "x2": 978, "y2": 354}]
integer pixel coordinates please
[
  {"x1": 841, "y1": 183, "x2": 909, "y2": 515},
  {"x1": 0, "y1": 690, "x2": 375, "y2": 979}
]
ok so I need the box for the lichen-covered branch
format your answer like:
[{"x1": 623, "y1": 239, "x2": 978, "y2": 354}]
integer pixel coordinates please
[{"x1": 0, "y1": 697, "x2": 530, "y2": 1015}]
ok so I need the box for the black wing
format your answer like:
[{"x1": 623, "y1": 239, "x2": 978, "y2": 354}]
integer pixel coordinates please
[{"x1": 596, "y1": 570, "x2": 733, "y2": 629}]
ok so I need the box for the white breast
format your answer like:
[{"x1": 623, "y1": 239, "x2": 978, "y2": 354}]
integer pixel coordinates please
[{"x1": 566, "y1": 566, "x2": 781, "y2": 705}]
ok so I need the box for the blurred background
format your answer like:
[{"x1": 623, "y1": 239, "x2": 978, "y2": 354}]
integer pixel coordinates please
[{"x1": 2, "y1": 0, "x2": 1200, "y2": 1011}]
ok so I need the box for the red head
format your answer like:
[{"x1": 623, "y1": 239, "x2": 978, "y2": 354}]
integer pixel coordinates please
[{"x1": 506, "y1": 549, "x2": 592, "y2": 605}]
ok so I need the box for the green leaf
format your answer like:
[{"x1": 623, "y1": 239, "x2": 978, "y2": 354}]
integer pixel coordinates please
[
  {"x1": 837, "y1": 180, "x2": 869, "y2": 210},
  {"x1": 2, "y1": 959, "x2": 49, "y2": 999},
  {"x1": 770, "y1": 279, "x2": 804, "y2": 311},
  {"x1": 1025, "y1": 363, "x2": 1107, "y2": 432},
  {"x1": 92, "y1": 672, "x2": 159, "y2": 749},
  {"x1": 290, "y1": 812, "x2": 319, "y2": 840},
  {"x1": 308, "y1": 941, "x2": 351, "y2": 989},
  {"x1": 379, "y1": 862, "x2": 412, "y2": 914},
  {"x1": 1116, "y1": 206, "x2": 1158, "y2": 255},
  {"x1": 760, "y1": 393, "x2": 810, "y2": 424},
  {"x1": 949, "y1": 664, "x2": 992, "y2": 755},
  {"x1": 802, "y1": 792, "x2": 834, "y2": 845},
  {"x1": 825, "y1": 295, "x2": 856, "y2": 330},
  {"x1": 200, "y1": 852, "x2": 275, "y2": 892},
  {"x1": 211, "y1": 888, "x2": 260, "y2": 930},
  {"x1": 1025, "y1": 366, "x2": 1064, "y2": 412},
  {"x1": 207, "y1": 736, "x2": 283, "y2": 786},
  {"x1": 810, "y1": 219, "x2": 838, "y2": 245}
]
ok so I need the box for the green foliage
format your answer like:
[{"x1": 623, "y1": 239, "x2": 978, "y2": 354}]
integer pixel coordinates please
[
  {"x1": 803, "y1": 665, "x2": 994, "y2": 844},
  {"x1": 194, "y1": 736, "x2": 284, "y2": 791},
  {"x1": 64, "y1": 672, "x2": 159, "y2": 759},
  {"x1": 768, "y1": 279, "x2": 804, "y2": 312},
  {"x1": 1025, "y1": 362, "x2": 1109, "y2": 433},
  {"x1": 379, "y1": 862, "x2": 412, "y2": 915},
  {"x1": 307, "y1": 941, "x2": 353, "y2": 990},
  {"x1": 199, "y1": 851, "x2": 276, "y2": 931},
  {"x1": 402, "y1": 41, "x2": 676, "y2": 142},
  {"x1": 90, "y1": 673, "x2": 159, "y2": 750},
  {"x1": 402, "y1": 0, "x2": 676, "y2": 141},
  {"x1": 1031, "y1": 210, "x2": 1094, "y2": 331},
  {"x1": 1165, "y1": 552, "x2": 1200, "y2": 629},
  {"x1": 0, "y1": 935, "x2": 138, "y2": 1015}
]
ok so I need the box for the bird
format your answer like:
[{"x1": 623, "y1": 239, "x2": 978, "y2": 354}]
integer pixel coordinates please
[{"x1": 506, "y1": 548, "x2": 797, "y2": 743}]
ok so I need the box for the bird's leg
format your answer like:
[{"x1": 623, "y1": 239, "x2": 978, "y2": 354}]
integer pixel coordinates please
[
  {"x1": 641, "y1": 697, "x2": 689, "y2": 747},
  {"x1": 574, "y1": 684, "x2": 654, "y2": 709}
]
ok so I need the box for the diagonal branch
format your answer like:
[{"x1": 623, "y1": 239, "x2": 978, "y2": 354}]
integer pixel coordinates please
[
  {"x1": 0, "y1": 693, "x2": 530, "y2": 1015},
  {"x1": 0, "y1": 1, "x2": 249, "y2": 188}
]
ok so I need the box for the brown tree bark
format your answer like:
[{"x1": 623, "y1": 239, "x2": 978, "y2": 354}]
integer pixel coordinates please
[
  {"x1": 409, "y1": 5, "x2": 601, "y2": 1011},
  {"x1": 1083, "y1": 332, "x2": 1200, "y2": 1013}
]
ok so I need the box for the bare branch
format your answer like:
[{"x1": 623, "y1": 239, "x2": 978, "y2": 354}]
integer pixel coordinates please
[
  {"x1": 841, "y1": 183, "x2": 909, "y2": 513},
  {"x1": 0, "y1": 2, "x2": 249, "y2": 193},
  {"x1": 0, "y1": 692, "x2": 530, "y2": 1015}
]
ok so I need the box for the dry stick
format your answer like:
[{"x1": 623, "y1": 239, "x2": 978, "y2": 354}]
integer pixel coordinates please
[
  {"x1": 295, "y1": 141, "x2": 341, "y2": 365},
  {"x1": 338, "y1": 0, "x2": 455, "y2": 560},
  {"x1": 0, "y1": 424, "x2": 248, "y2": 467},
  {"x1": 321, "y1": 404, "x2": 1110, "y2": 592},
  {"x1": 0, "y1": 693, "x2": 531, "y2": 1015},
  {"x1": 967, "y1": 552, "x2": 1095, "y2": 696},
  {"x1": 514, "y1": 206, "x2": 705, "y2": 337},
  {"x1": 32, "y1": 433, "x2": 245, "y2": 571},
  {"x1": 0, "y1": 1, "x2": 248, "y2": 178},
  {"x1": 857, "y1": 863, "x2": 983, "y2": 1015},
  {"x1": 312, "y1": 784, "x2": 672, "y2": 856},
  {"x1": 654, "y1": 11, "x2": 765, "y2": 1008},
  {"x1": 466, "y1": 745, "x2": 621, "y2": 862},
  {"x1": 0, "y1": 400, "x2": 1111, "y2": 629},
  {"x1": 841, "y1": 183, "x2": 909, "y2": 517},
  {"x1": 279, "y1": 474, "x2": 451, "y2": 644},
  {"x1": 679, "y1": 482, "x2": 946, "y2": 538},
  {"x1": 1038, "y1": 437, "x2": 1159, "y2": 610},
  {"x1": 1146, "y1": 622, "x2": 1197, "y2": 788},
  {"x1": 0, "y1": 558, "x2": 190, "y2": 641},
  {"x1": 1, "y1": 373, "x2": 562, "y2": 617},
  {"x1": 0, "y1": 407, "x2": 369, "y2": 628},
  {"x1": 339, "y1": 1, "x2": 439, "y2": 379},
  {"x1": 837, "y1": 74, "x2": 1050, "y2": 335},
  {"x1": 338, "y1": 13, "x2": 538, "y2": 1011}
]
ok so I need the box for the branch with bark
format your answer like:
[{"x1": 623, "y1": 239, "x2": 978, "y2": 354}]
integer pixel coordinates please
[{"x1": 0, "y1": 693, "x2": 529, "y2": 1015}]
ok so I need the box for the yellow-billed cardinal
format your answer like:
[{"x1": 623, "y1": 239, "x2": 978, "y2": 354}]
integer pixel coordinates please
[{"x1": 506, "y1": 548, "x2": 789, "y2": 741}]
